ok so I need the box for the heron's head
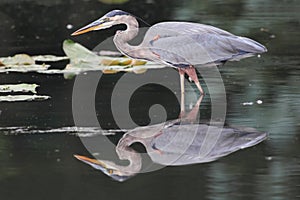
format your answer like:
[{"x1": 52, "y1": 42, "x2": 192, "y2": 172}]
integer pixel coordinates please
[
  {"x1": 74, "y1": 154, "x2": 132, "y2": 182},
  {"x1": 71, "y1": 10, "x2": 132, "y2": 36}
]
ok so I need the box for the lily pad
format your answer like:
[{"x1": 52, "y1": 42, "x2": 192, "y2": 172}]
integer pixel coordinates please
[
  {"x1": 0, "y1": 95, "x2": 50, "y2": 102},
  {"x1": 0, "y1": 40, "x2": 166, "y2": 75},
  {"x1": 0, "y1": 54, "x2": 35, "y2": 65},
  {"x1": 0, "y1": 84, "x2": 39, "y2": 93},
  {"x1": 63, "y1": 39, "x2": 166, "y2": 74},
  {"x1": 63, "y1": 39, "x2": 100, "y2": 67},
  {"x1": 32, "y1": 55, "x2": 69, "y2": 62},
  {"x1": 0, "y1": 64, "x2": 50, "y2": 73}
]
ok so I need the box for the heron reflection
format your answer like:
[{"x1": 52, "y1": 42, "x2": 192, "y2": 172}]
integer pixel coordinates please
[{"x1": 74, "y1": 96, "x2": 267, "y2": 182}]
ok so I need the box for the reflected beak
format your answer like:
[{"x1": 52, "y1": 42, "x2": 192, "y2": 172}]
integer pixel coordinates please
[
  {"x1": 74, "y1": 154, "x2": 131, "y2": 182},
  {"x1": 71, "y1": 18, "x2": 112, "y2": 36},
  {"x1": 74, "y1": 154, "x2": 107, "y2": 168}
]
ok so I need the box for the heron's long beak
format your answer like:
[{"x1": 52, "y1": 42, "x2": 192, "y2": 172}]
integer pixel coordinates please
[{"x1": 71, "y1": 18, "x2": 112, "y2": 36}]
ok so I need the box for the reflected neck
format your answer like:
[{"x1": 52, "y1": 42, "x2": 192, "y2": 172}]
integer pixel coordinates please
[{"x1": 115, "y1": 134, "x2": 142, "y2": 175}]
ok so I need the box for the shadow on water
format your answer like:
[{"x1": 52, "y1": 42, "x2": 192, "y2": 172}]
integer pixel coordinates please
[{"x1": 0, "y1": 0, "x2": 300, "y2": 200}]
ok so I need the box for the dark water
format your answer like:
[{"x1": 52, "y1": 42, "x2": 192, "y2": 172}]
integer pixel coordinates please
[{"x1": 0, "y1": 0, "x2": 300, "y2": 199}]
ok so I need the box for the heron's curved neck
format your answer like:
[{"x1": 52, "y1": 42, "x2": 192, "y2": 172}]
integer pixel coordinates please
[
  {"x1": 114, "y1": 134, "x2": 142, "y2": 175},
  {"x1": 113, "y1": 16, "x2": 144, "y2": 59}
]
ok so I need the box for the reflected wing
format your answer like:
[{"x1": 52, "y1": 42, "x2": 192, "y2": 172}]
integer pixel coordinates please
[{"x1": 150, "y1": 124, "x2": 267, "y2": 166}]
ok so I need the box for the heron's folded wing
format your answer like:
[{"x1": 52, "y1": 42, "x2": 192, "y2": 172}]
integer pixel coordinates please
[
  {"x1": 149, "y1": 22, "x2": 234, "y2": 37},
  {"x1": 148, "y1": 33, "x2": 263, "y2": 66},
  {"x1": 150, "y1": 124, "x2": 267, "y2": 166}
]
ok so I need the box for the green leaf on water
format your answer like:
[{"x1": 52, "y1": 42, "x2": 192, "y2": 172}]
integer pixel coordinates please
[
  {"x1": 0, "y1": 64, "x2": 50, "y2": 73},
  {"x1": 62, "y1": 39, "x2": 166, "y2": 75},
  {"x1": 0, "y1": 84, "x2": 39, "y2": 94},
  {"x1": 0, "y1": 40, "x2": 165, "y2": 75},
  {"x1": 0, "y1": 54, "x2": 35, "y2": 65},
  {"x1": 32, "y1": 55, "x2": 69, "y2": 62},
  {"x1": 0, "y1": 95, "x2": 50, "y2": 102},
  {"x1": 63, "y1": 39, "x2": 100, "y2": 67}
]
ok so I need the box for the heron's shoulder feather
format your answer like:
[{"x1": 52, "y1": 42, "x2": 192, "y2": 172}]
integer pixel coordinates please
[{"x1": 151, "y1": 21, "x2": 234, "y2": 36}]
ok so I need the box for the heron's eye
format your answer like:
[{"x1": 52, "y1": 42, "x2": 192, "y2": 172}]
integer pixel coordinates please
[
  {"x1": 103, "y1": 18, "x2": 110, "y2": 22},
  {"x1": 107, "y1": 169, "x2": 114, "y2": 174}
]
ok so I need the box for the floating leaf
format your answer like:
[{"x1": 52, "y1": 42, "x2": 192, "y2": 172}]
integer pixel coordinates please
[
  {"x1": 32, "y1": 55, "x2": 69, "y2": 62},
  {"x1": 0, "y1": 64, "x2": 50, "y2": 73},
  {"x1": 100, "y1": 59, "x2": 122, "y2": 66},
  {"x1": 132, "y1": 68, "x2": 148, "y2": 74},
  {"x1": 97, "y1": 50, "x2": 123, "y2": 57},
  {"x1": 0, "y1": 54, "x2": 35, "y2": 65},
  {"x1": 0, "y1": 84, "x2": 39, "y2": 93},
  {"x1": 119, "y1": 59, "x2": 132, "y2": 66},
  {"x1": 0, "y1": 40, "x2": 165, "y2": 75},
  {"x1": 63, "y1": 39, "x2": 100, "y2": 67},
  {"x1": 0, "y1": 95, "x2": 50, "y2": 102},
  {"x1": 102, "y1": 69, "x2": 119, "y2": 74},
  {"x1": 63, "y1": 39, "x2": 166, "y2": 74},
  {"x1": 130, "y1": 60, "x2": 147, "y2": 66}
]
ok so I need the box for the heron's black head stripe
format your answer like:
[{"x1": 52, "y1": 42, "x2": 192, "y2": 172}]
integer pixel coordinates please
[{"x1": 106, "y1": 10, "x2": 131, "y2": 18}]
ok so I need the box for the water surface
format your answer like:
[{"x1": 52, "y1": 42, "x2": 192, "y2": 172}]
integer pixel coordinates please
[{"x1": 0, "y1": 0, "x2": 299, "y2": 199}]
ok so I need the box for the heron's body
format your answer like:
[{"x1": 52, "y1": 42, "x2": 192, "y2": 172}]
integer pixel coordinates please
[
  {"x1": 138, "y1": 22, "x2": 266, "y2": 67},
  {"x1": 72, "y1": 10, "x2": 267, "y2": 94}
]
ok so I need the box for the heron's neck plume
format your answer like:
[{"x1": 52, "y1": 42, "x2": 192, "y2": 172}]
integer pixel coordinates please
[{"x1": 113, "y1": 15, "x2": 144, "y2": 59}]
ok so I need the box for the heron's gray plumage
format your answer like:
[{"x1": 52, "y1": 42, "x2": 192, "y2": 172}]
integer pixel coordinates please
[
  {"x1": 72, "y1": 11, "x2": 268, "y2": 182},
  {"x1": 142, "y1": 22, "x2": 267, "y2": 66},
  {"x1": 75, "y1": 119, "x2": 267, "y2": 182},
  {"x1": 73, "y1": 94, "x2": 267, "y2": 182},
  {"x1": 100, "y1": 13, "x2": 267, "y2": 67},
  {"x1": 149, "y1": 123, "x2": 267, "y2": 165},
  {"x1": 72, "y1": 9, "x2": 267, "y2": 94}
]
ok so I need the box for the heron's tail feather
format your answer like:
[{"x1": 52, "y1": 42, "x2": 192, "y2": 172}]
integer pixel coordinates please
[{"x1": 235, "y1": 36, "x2": 267, "y2": 54}]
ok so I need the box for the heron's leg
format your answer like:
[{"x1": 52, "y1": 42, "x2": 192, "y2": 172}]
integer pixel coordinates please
[
  {"x1": 178, "y1": 69, "x2": 185, "y2": 117},
  {"x1": 183, "y1": 66, "x2": 204, "y2": 94},
  {"x1": 183, "y1": 95, "x2": 204, "y2": 123}
]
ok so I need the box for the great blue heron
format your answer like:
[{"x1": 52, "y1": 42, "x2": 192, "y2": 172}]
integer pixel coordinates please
[
  {"x1": 74, "y1": 96, "x2": 267, "y2": 182},
  {"x1": 71, "y1": 10, "x2": 267, "y2": 95}
]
